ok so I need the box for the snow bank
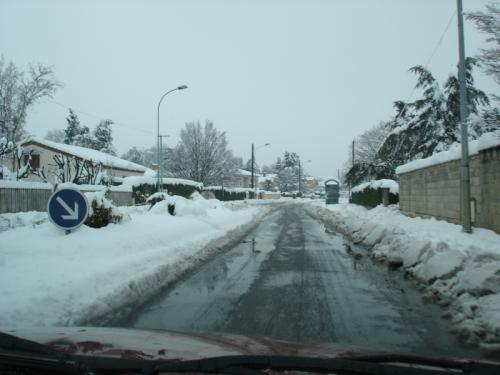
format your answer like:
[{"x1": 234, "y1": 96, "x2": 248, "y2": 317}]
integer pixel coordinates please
[
  {"x1": 0, "y1": 199, "x2": 269, "y2": 327},
  {"x1": 0, "y1": 211, "x2": 48, "y2": 232},
  {"x1": 352, "y1": 179, "x2": 399, "y2": 195},
  {"x1": 396, "y1": 130, "x2": 500, "y2": 175},
  {"x1": 121, "y1": 176, "x2": 203, "y2": 189},
  {"x1": 305, "y1": 202, "x2": 500, "y2": 350}
]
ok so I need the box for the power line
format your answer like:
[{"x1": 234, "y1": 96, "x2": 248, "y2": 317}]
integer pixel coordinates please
[
  {"x1": 44, "y1": 98, "x2": 153, "y2": 135},
  {"x1": 396, "y1": 9, "x2": 457, "y2": 119}
]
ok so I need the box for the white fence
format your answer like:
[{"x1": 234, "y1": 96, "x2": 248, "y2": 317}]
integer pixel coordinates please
[{"x1": 0, "y1": 183, "x2": 134, "y2": 214}]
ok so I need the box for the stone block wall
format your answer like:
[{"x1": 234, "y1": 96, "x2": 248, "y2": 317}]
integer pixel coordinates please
[{"x1": 398, "y1": 145, "x2": 500, "y2": 233}]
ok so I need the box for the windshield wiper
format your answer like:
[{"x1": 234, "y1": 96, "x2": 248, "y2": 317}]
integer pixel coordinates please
[
  {"x1": 152, "y1": 354, "x2": 500, "y2": 375},
  {"x1": 0, "y1": 331, "x2": 85, "y2": 374}
]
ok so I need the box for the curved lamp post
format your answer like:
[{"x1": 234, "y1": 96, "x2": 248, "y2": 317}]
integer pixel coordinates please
[{"x1": 157, "y1": 85, "x2": 188, "y2": 192}]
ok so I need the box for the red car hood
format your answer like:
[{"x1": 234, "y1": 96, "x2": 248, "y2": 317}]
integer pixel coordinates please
[
  {"x1": 2, "y1": 326, "x2": 375, "y2": 361},
  {"x1": 0, "y1": 326, "x2": 487, "y2": 366}
]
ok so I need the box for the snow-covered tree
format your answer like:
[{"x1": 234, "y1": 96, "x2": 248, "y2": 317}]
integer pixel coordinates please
[
  {"x1": 121, "y1": 146, "x2": 145, "y2": 165},
  {"x1": 64, "y1": 109, "x2": 82, "y2": 145},
  {"x1": 344, "y1": 122, "x2": 394, "y2": 187},
  {"x1": 92, "y1": 119, "x2": 115, "y2": 155},
  {"x1": 379, "y1": 59, "x2": 489, "y2": 167},
  {"x1": 274, "y1": 151, "x2": 301, "y2": 192},
  {"x1": 0, "y1": 57, "x2": 60, "y2": 144},
  {"x1": 45, "y1": 129, "x2": 65, "y2": 143},
  {"x1": 168, "y1": 120, "x2": 241, "y2": 185},
  {"x1": 467, "y1": 1, "x2": 500, "y2": 99}
]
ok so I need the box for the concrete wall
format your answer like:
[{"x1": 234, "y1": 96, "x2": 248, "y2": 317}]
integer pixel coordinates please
[{"x1": 398, "y1": 145, "x2": 500, "y2": 233}]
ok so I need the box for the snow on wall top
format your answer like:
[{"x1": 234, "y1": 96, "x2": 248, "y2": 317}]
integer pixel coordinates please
[
  {"x1": 0, "y1": 180, "x2": 52, "y2": 190},
  {"x1": 22, "y1": 137, "x2": 149, "y2": 173},
  {"x1": 352, "y1": 179, "x2": 399, "y2": 194},
  {"x1": 396, "y1": 131, "x2": 500, "y2": 175},
  {"x1": 121, "y1": 176, "x2": 203, "y2": 188}
]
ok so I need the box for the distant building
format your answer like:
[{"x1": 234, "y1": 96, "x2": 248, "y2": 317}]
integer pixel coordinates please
[
  {"x1": 10, "y1": 138, "x2": 149, "y2": 183},
  {"x1": 304, "y1": 176, "x2": 319, "y2": 190},
  {"x1": 224, "y1": 169, "x2": 253, "y2": 188}
]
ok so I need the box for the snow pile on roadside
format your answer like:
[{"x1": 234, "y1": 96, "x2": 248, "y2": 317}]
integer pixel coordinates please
[
  {"x1": 0, "y1": 211, "x2": 48, "y2": 231},
  {"x1": 305, "y1": 202, "x2": 500, "y2": 351},
  {"x1": 396, "y1": 130, "x2": 500, "y2": 175},
  {"x1": 352, "y1": 179, "x2": 399, "y2": 194},
  {"x1": 0, "y1": 198, "x2": 270, "y2": 327}
]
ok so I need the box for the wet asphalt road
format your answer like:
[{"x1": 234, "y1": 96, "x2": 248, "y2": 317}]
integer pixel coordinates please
[{"x1": 123, "y1": 203, "x2": 479, "y2": 358}]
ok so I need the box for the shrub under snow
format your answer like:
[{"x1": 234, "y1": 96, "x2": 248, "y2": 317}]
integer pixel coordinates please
[{"x1": 84, "y1": 191, "x2": 128, "y2": 228}]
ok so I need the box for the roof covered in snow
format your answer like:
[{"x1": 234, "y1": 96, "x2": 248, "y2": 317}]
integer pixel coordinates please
[
  {"x1": 352, "y1": 179, "x2": 399, "y2": 194},
  {"x1": 396, "y1": 131, "x2": 500, "y2": 175},
  {"x1": 237, "y1": 169, "x2": 252, "y2": 176},
  {"x1": 22, "y1": 137, "x2": 150, "y2": 173}
]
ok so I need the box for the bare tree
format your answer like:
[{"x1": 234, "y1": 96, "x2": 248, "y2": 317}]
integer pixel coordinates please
[
  {"x1": 47, "y1": 154, "x2": 104, "y2": 184},
  {"x1": 0, "y1": 57, "x2": 61, "y2": 142},
  {"x1": 168, "y1": 120, "x2": 241, "y2": 185},
  {"x1": 353, "y1": 121, "x2": 390, "y2": 165}
]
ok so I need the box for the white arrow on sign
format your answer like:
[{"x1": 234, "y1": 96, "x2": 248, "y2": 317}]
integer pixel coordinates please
[{"x1": 56, "y1": 196, "x2": 79, "y2": 220}]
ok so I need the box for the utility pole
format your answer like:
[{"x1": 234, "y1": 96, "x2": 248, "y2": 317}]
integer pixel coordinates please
[
  {"x1": 457, "y1": 0, "x2": 472, "y2": 233},
  {"x1": 158, "y1": 135, "x2": 169, "y2": 191},
  {"x1": 298, "y1": 159, "x2": 302, "y2": 195},
  {"x1": 251, "y1": 143, "x2": 255, "y2": 189}
]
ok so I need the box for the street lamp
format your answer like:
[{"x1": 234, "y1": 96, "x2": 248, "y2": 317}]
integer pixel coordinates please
[
  {"x1": 251, "y1": 142, "x2": 270, "y2": 198},
  {"x1": 159, "y1": 134, "x2": 169, "y2": 182},
  {"x1": 157, "y1": 85, "x2": 188, "y2": 192}
]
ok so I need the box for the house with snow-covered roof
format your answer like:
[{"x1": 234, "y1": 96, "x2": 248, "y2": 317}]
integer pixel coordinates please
[{"x1": 13, "y1": 137, "x2": 151, "y2": 184}]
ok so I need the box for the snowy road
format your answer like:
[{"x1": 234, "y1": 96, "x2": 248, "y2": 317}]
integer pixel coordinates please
[{"x1": 122, "y1": 203, "x2": 481, "y2": 359}]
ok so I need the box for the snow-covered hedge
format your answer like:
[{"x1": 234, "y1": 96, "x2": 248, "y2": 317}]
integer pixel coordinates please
[
  {"x1": 352, "y1": 179, "x2": 399, "y2": 195},
  {"x1": 123, "y1": 177, "x2": 202, "y2": 203},
  {"x1": 351, "y1": 179, "x2": 399, "y2": 207},
  {"x1": 203, "y1": 186, "x2": 255, "y2": 201}
]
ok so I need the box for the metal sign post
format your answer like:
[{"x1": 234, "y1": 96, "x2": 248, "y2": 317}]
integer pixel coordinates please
[{"x1": 47, "y1": 188, "x2": 89, "y2": 232}]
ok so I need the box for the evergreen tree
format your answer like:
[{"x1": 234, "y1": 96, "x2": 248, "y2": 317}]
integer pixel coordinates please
[
  {"x1": 64, "y1": 109, "x2": 81, "y2": 145},
  {"x1": 379, "y1": 59, "x2": 489, "y2": 168},
  {"x1": 92, "y1": 119, "x2": 115, "y2": 155},
  {"x1": 274, "y1": 152, "x2": 300, "y2": 192}
]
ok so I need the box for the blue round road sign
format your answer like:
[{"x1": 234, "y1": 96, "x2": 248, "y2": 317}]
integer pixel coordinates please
[{"x1": 47, "y1": 188, "x2": 89, "y2": 230}]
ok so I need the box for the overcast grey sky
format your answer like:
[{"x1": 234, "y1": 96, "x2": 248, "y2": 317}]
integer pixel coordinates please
[{"x1": 1, "y1": 0, "x2": 497, "y2": 179}]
